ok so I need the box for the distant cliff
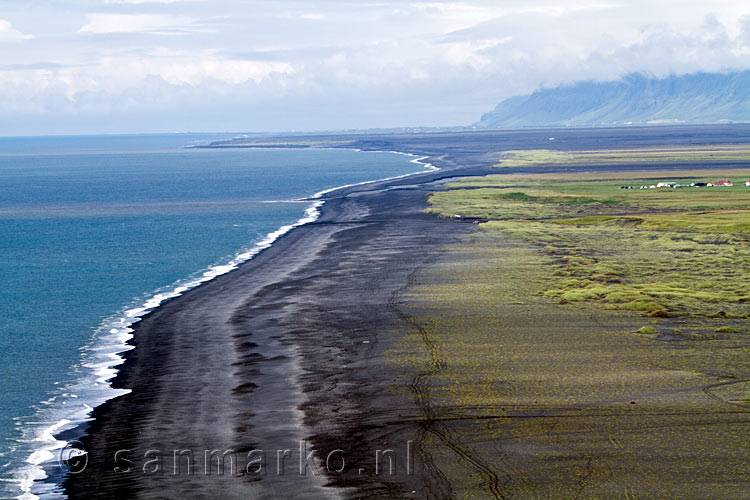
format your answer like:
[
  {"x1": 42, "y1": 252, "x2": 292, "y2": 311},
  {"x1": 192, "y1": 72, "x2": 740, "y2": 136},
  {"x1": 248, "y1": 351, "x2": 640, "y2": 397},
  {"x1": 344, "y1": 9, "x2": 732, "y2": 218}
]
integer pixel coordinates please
[{"x1": 475, "y1": 72, "x2": 750, "y2": 128}]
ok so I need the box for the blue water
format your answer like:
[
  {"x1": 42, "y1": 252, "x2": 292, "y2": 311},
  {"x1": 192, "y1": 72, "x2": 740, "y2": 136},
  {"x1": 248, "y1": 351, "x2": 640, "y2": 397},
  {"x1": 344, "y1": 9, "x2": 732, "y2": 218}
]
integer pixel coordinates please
[{"x1": 0, "y1": 135, "x2": 427, "y2": 499}]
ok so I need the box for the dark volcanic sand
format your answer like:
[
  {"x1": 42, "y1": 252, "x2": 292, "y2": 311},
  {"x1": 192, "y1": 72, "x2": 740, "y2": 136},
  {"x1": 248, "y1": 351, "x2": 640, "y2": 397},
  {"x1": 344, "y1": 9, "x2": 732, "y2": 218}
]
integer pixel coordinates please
[
  {"x1": 61, "y1": 162, "x2": 479, "y2": 500},
  {"x1": 61, "y1": 126, "x2": 750, "y2": 499}
]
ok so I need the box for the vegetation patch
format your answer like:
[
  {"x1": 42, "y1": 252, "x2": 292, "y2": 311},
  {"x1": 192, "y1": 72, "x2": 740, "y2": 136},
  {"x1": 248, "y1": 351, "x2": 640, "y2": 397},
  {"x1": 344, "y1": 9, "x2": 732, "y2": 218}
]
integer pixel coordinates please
[
  {"x1": 498, "y1": 149, "x2": 575, "y2": 166},
  {"x1": 715, "y1": 326, "x2": 740, "y2": 334},
  {"x1": 383, "y1": 147, "x2": 750, "y2": 498},
  {"x1": 428, "y1": 160, "x2": 750, "y2": 323},
  {"x1": 495, "y1": 145, "x2": 750, "y2": 167}
]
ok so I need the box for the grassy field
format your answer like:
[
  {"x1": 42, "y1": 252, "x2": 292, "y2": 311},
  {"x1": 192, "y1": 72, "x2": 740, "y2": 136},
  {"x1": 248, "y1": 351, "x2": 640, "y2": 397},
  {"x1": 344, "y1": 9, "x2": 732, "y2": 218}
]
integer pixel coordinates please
[
  {"x1": 428, "y1": 168, "x2": 750, "y2": 321},
  {"x1": 498, "y1": 145, "x2": 750, "y2": 167},
  {"x1": 385, "y1": 158, "x2": 750, "y2": 498}
]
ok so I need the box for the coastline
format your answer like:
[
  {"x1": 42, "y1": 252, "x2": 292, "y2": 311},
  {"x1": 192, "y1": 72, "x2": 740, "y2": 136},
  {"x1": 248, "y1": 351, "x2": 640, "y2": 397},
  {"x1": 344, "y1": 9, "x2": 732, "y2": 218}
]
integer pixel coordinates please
[
  {"x1": 57, "y1": 155, "x2": 470, "y2": 499},
  {"x1": 45, "y1": 125, "x2": 750, "y2": 499},
  {"x1": 19, "y1": 201, "x2": 322, "y2": 500},
  {"x1": 25, "y1": 150, "x2": 438, "y2": 499}
]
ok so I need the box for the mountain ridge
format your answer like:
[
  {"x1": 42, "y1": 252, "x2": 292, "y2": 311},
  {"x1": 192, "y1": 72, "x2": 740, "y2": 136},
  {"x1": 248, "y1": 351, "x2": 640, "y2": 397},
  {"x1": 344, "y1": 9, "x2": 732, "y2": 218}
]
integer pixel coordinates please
[{"x1": 475, "y1": 71, "x2": 750, "y2": 128}]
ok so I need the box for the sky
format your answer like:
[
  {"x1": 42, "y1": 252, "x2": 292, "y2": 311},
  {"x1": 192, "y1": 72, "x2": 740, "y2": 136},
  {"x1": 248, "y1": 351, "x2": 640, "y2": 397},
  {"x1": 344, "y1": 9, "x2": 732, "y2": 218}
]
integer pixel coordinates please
[{"x1": 1, "y1": 0, "x2": 750, "y2": 135}]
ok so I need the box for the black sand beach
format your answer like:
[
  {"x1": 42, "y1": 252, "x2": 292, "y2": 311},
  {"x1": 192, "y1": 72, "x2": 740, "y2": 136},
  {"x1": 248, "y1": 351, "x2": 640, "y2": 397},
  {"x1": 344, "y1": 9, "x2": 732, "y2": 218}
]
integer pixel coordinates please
[
  {"x1": 62, "y1": 126, "x2": 750, "y2": 499},
  {"x1": 61, "y1": 153, "x2": 479, "y2": 500}
]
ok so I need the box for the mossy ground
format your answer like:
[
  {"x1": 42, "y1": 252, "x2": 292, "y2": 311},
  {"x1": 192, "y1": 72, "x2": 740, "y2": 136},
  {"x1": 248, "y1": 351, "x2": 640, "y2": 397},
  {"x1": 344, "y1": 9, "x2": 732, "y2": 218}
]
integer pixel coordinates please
[
  {"x1": 385, "y1": 155, "x2": 750, "y2": 498},
  {"x1": 387, "y1": 225, "x2": 750, "y2": 498},
  {"x1": 497, "y1": 145, "x2": 750, "y2": 167}
]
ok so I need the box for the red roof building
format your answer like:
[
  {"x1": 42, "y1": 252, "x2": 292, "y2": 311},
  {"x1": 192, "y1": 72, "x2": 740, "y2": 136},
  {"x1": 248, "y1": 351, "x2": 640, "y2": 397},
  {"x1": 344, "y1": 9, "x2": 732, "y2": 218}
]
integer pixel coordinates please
[{"x1": 709, "y1": 180, "x2": 733, "y2": 187}]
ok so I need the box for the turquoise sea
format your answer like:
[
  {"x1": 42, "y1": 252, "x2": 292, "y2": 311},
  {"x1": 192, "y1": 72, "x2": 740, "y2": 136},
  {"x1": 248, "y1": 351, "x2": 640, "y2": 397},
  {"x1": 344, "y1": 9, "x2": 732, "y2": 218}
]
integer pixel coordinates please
[{"x1": 0, "y1": 135, "x2": 428, "y2": 499}]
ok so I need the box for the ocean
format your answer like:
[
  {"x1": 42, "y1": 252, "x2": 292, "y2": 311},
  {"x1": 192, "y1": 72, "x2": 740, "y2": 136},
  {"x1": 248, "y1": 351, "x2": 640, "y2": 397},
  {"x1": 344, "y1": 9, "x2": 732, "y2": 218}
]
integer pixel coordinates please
[{"x1": 0, "y1": 134, "x2": 429, "y2": 499}]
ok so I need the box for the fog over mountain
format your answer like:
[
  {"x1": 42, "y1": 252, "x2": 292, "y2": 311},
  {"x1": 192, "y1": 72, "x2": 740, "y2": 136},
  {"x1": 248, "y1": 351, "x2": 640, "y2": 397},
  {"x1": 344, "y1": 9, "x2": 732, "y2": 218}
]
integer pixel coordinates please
[{"x1": 476, "y1": 72, "x2": 750, "y2": 128}]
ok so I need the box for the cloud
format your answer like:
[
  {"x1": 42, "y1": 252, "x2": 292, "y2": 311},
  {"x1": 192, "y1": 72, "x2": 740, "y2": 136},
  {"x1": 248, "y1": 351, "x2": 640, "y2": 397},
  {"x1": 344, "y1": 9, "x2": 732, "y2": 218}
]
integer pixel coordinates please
[
  {"x1": 4, "y1": 0, "x2": 750, "y2": 134},
  {"x1": 0, "y1": 19, "x2": 33, "y2": 42},
  {"x1": 79, "y1": 13, "x2": 209, "y2": 35},
  {"x1": 103, "y1": 0, "x2": 205, "y2": 4},
  {"x1": 0, "y1": 49, "x2": 296, "y2": 113},
  {"x1": 0, "y1": 62, "x2": 65, "y2": 71}
]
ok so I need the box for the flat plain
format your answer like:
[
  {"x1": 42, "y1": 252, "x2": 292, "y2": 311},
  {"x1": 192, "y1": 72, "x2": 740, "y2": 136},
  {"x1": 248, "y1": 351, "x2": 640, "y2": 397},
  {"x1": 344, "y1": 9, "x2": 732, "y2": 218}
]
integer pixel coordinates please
[{"x1": 390, "y1": 146, "x2": 750, "y2": 498}]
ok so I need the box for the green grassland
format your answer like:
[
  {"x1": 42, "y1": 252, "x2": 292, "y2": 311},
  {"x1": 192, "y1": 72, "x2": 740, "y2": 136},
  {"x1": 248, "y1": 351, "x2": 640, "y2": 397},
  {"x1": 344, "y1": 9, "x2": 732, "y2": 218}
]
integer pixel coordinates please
[
  {"x1": 498, "y1": 145, "x2": 750, "y2": 167},
  {"x1": 428, "y1": 168, "x2": 750, "y2": 322}
]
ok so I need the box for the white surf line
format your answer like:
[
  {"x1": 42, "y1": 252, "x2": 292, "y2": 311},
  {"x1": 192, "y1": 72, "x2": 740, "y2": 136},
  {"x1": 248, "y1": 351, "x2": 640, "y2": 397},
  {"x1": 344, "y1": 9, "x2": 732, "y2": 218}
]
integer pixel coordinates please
[{"x1": 300, "y1": 151, "x2": 439, "y2": 201}]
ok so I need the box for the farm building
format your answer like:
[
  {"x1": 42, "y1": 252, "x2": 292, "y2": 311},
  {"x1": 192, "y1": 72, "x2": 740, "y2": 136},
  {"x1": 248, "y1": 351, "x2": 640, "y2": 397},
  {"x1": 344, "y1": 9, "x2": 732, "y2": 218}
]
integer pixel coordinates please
[{"x1": 708, "y1": 180, "x2": 733, "y2": 187}]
